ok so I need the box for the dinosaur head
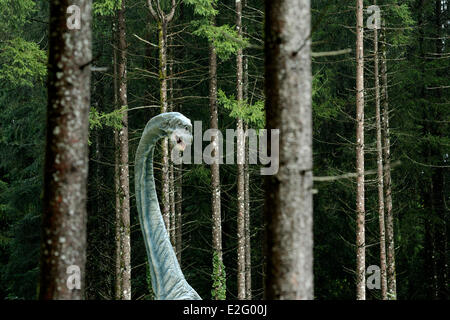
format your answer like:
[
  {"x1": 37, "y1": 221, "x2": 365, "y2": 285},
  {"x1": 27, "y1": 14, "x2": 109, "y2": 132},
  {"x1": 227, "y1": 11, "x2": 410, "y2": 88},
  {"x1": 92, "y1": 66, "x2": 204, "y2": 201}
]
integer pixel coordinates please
[{"x1": 160, "y1": 112, "x2": 192, "y2": 152}]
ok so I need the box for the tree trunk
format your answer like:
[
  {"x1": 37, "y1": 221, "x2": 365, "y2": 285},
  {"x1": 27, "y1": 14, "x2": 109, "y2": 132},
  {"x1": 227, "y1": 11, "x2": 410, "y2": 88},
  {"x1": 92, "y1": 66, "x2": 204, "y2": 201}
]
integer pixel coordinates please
[
  {"x1": 209, "y1": 22, "x2": 225, "y2": 299},
  {"x1": 169, "y1": 161, "x2": 176, "y2": 246},
  {"x1": 40, "y1": 0, "x2": 92, "y2": 300},
  {"x1": 158, "y1": 21, "x2": 170, "y2": 231},
  {"x1": 168, "y1": 43, "x2": 177, "y2": 249},
  {"x1": 264, "y1": 0, "x2": 314, "y2": 300},
  {"x1": 236, "y1": 0, "x2": 246, "y2": 301},
  {"x1": 244, "y1": 122, "x2": 251, "y2": 300},
  {"x1": 355, "y1": 0, "x2": 366, "y2": 300},
  {"x1": 168, "y1": 23, "x2": 182, "y2": 262},
  {"x1": 373, "y1": 13, "x2": 387, "y2": 299},
  {"x1": 175, "y1": 162, "x2": 183, "y2": 264},
  {"x1": 174, "y1": 57, "x2": 182, "y2": 265},
  {"x1": 380, "y1": 26, "x2": 397, "y2": 300},
  {"x1": 175, "y1": 1, "x2": 185, "y2": 266},
  {"x1": 147, "y1": 0, "x2": 178, "y2": 257},
  {"x1": 243, "y1": 51, "x2": 252, "y2": 300},
  {"x1": 113, "y1": 17, "x2": 121, "y2": 299},
  {"x1": 114, "y1": 0, "x2": 131, "y2": 300}
]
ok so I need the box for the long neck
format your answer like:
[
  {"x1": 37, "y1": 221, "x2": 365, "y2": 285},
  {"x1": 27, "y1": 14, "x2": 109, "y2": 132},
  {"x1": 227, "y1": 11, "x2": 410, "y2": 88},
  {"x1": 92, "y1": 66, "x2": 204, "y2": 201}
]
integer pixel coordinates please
[{"x1": 135, "y1": 124, "x2": 200, "y2": 300}]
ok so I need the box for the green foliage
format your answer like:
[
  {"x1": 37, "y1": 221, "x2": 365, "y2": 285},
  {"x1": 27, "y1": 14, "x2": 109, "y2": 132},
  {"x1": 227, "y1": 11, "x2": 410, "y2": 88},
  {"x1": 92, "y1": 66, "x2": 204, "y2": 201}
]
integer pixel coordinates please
[
  {"x1": 0, "y1": 0, "x2": 36, "y2": 36},
  {"x1": 211, "y1": 251, "x2": 226, "y2": 300},
  {"x1": 218, "y1": 89, "x2": 265, "y2": 129},
  {"x1": 383, "y1": 3, "x2": 415, "y2": 46},
  {"x1": 0, "y1": 38, "x2": 46, "y2": 87},
  {"x1": 312, "y1": 71, "x2": 342, "y2": 124},
  {"x1": 2, "y1": 213, "x2": 40, "y2": 299},
  {"x1": 93, "y1": 0, "x2": 122, "y2": 16},
  {"x1": 0, "y1": 81, "x2": 45, "y2": 299},
  {"x1": 89, "y1": 106, "x2": 126, "y2": 131},
  {"x1": 89, "y1": 106, "x2": 126, "y2": 145},
  {"x1": 389, "y1": 4, "x2": 415, "y2": 26},
  {"x1": 192, "y1": 21, "x2": 249, "y2": 60},
  {"x1": 185, "y1": 165, "x2": 211, "y2": 185},
  {"x1": 183, "y1": 0, "x2": 218, "y2": 16},
  {"x1": 185, "y1": 0, "x2": 248, "y2": 60}
]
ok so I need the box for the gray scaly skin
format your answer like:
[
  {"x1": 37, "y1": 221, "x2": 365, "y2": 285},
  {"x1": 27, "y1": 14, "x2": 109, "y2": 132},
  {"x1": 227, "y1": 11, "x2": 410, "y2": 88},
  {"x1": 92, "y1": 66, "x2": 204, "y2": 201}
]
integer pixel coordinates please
[{"x1": 135, "y1": 112, "x2": 201, "y2": 300}]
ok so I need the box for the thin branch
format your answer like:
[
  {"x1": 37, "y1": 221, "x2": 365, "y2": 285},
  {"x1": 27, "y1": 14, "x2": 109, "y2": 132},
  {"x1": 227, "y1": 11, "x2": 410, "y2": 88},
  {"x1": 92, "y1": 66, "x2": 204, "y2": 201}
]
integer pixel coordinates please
[
  {"x1": 133, "y1": 34, "x2": 158, "y2": 48},
  {"x1": 314, "y1": 161, "x2": 402, "y2": 182},
  {"x1": 147, "y1": 0, "x2": 159, "y2": 20},
  {"x1": 312, "y1": 48, "x2": 352, "y2": 57}
]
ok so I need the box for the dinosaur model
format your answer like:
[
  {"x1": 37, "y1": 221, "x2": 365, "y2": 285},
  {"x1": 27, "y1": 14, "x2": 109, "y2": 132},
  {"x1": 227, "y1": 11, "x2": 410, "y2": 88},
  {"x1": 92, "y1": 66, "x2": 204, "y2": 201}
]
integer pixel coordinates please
[{"x1": 135, "y1": 112, "x2": 201, "y2": 300}]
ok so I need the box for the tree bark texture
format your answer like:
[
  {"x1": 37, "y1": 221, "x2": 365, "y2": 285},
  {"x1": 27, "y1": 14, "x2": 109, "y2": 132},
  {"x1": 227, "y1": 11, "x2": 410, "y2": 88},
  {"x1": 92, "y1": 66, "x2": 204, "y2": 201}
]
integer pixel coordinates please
[
  {"x1": 147, "y1": 0, "x2": 177, "y2": 235},
  {"x1": 209, "y1": 26, "x2": 225, "y2": 299},
  {"x1": 355, "y1": 0, "x2": 366, "y2": 300},
  {"x1": 373, "y1": 16, "x2": 387, "y2": 299},
  {"x1": 244, "y1": 53, "x2": 252, "y2": 300},
  {"x1": 380, "y1": 27, "x2": 397, "y2": 300},
  {"x1": 114, "y1": 0, "x2": 131, "y2": 300},
  {"x1": 236, "y1": 0, "x2": 246, "y2": 301},
  {"x1": 40, "y1": 0, "x2": 92, "y2": 300},
  {"x1": 264, "y1": 0, "x2": 314, "y2": 300}
]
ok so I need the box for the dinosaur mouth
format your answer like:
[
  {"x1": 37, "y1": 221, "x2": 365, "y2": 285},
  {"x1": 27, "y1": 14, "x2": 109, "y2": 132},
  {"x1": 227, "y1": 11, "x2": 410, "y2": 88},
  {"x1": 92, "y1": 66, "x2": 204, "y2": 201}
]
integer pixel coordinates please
[
  {"x1": 170, "y1": 127, "x2": 192, "y2": 152},
  {"x1": 175, "y1": 135, "x2": 186, "y2": 151},
  {"x1": 171, "y1": 129, "x2": 192, "y2": 152}
]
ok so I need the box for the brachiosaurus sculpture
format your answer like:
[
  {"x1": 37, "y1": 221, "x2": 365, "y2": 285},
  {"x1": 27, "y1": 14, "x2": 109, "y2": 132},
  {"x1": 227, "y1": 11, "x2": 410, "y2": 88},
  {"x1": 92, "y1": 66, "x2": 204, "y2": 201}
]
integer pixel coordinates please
[{"x1": 135, "y1": 112, "x2": 201, "y2": 300}]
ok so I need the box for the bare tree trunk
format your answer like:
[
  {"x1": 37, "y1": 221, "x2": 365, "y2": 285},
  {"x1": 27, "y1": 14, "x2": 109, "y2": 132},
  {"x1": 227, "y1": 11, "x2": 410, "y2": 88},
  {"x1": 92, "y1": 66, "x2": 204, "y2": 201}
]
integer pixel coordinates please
[
  {"x1": 355, "y1": 0, "x2": 366, "y2": 301},
  {"x1": 167, "y1": 24, "x2": 181, "y2": 260},
  {"x1": 169, "y1": 55, "x2": 176, "y2": 247},
  {"x1": 175, "y1": 162, "x2": 182, "y2": 264},
  {"x1": 169, "y1": 161, "x2": 176, "y2": 246},
  {"x1": 114, "y1": 0, "x2": 131, "y2": 300},
  {"x1": 147, "y1": 0, "x2": 177, "y2": 233},
  {"x1": 40, "y1": 0, "x2": 92, "y2": 300},
  {"x1": 159, "y1": 20, "x2": 170, "y2": 231},
  {"x1": 373, "y1": 14, "x2": 387, "y2": 299},
  {"x1": 380, "y1": 27, "x2": 397, "y2": 300},
  {"x1": 173, "y1": 52, "x2": 182, "y2": 264},
  {"x1": 244, "y1": 123, "x2": 251, "y2": 300},
  {"x1": 113, "y1": 18, "x2": 121, "y2": 300},
  {"x1": 209, "y1": 21, "x2": 225, "y2": 298},
  {"x1": 264, "y1": 0, "x2": 314, "y2": 300},
  {"x1": 236, "y1": 0, "x2": 246, "y2": 301},
  {"x1": 243, "y1": 52, "x2": 252, "y2": 300},
  {"x1": 175, "y1": 1, "x2": 185, "y2": 266}
]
